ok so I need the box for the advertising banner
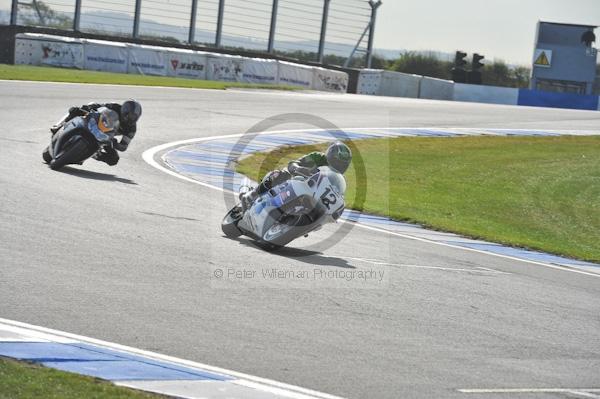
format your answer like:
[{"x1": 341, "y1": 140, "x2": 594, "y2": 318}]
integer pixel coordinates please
[
  {"x1": 166, "y1": 50, "x2": 208, "y2": 79},
  {"x1": 83, "y1": 39, "x2": 128, "y2": 74},
  {"x1": 312, "y1": 67, "x2": 349, "y2": 93},
  {"x1": 15, "y1": 33, "x2": 84, "y2": 69},
  {"x1": 207, "y1": 54, "x2": 244, "y2": 82},
  {"x1": 277, "y1": 61, "x2": 313, "y2": 88},
  {"x1": 241, "y1": 58, "x2": 278, "y2": 84},
  {"x1": 127, "y1": 45, "x2": 167, "y2": 76}
]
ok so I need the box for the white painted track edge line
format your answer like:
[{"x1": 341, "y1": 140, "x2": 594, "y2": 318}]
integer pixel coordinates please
[
  {"x1": 0, "y1": 318, "x2": 345, "y2": 399},
  {"x1": 458, "y1": 388, "x2": 600, "y2": 393},
  {"x1": 344, "y1": 221, "x2": 600, "y2": 277},
  {"x1": 142, "y1": 128, "x2": 600, "y2": 278}
]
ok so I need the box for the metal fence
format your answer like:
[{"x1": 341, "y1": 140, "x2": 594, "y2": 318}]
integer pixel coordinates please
[{"x1": 1, "y1": 0, "x2": 382, "y2": 67}]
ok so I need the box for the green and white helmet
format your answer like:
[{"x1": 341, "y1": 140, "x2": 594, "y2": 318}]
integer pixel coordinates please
[{"x1": 326, "y1": 141, "x2": 352, "y2": 174}]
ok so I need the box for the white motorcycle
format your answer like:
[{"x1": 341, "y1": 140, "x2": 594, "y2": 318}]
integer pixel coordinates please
[{"x1": 222, "y1": 166, "x2": 346, "y2": 250}]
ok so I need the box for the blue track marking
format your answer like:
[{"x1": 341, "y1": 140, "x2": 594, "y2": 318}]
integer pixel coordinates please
[
  {"x1": 42, "y1": 360, "x2": 225, "y2": 381},
  {"x1": 0, "y1": 342, "x2": 120, "y2": 362},
  {"x1": 168, "y1": 162, "x2": 237, "y2": 177},
  {"x1": 0, "y1": 341, "x2": 233, "y2": 381},
  {"x1": 253, "y1": 135, "x2": 320, "y2": 145}
]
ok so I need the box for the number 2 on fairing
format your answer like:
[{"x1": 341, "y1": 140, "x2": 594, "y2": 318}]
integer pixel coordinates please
[{"x1": 320, "y1": 186, "x2": 338, "y2": 210}]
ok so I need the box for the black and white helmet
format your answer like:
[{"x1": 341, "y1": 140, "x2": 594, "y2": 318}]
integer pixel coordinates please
[{"x1": 120, "y1": 100, "x2": 142, "y2": 125}]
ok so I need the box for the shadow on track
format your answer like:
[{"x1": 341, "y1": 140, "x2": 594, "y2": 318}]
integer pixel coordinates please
[
  {"x1": 228, "y1": 236, "x2": 355, "y2": 269},
  {"x1": 59, "y1": 166, "x2": 137, "y2": 185}
]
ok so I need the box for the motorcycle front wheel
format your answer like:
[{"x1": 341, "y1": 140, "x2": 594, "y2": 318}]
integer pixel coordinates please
[
  {"x1": 50, "y1": 137, "x2": 90, "y2": 170},
  {"x1": 221, "y1": 207, "x2": 243, "y2": 238},
  {"x1": 42, "y1": 146, "x2": 52, "y2": 164}
]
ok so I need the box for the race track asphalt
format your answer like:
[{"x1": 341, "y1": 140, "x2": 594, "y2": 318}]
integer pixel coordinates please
[{"x1": 1, "y1": 80, "x2": 600, "y2": 399}]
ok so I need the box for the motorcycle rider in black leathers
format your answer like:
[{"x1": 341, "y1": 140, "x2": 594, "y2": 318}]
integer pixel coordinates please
[
  {"x1": 240, "y1": 141, "x2": 352, "y2": 210},
  {"x1": 50, "y1": 100, "x2": 142, "y2": 166}
]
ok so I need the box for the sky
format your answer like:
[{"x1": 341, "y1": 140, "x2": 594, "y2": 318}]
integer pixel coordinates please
[{"x1": 375, "y1": 0, "x2": 600, "y2": 65}]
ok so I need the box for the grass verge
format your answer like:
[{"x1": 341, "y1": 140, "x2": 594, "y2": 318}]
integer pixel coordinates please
[
  {"x1": 0, "y1": 64, "x2": 298, "y2": 91},
  {"x1": 237, "y1": 135, "x2": 600, "y2": 263},
  {"x1": 0, "y1": 356, "x2": 166, "y2": 399}
]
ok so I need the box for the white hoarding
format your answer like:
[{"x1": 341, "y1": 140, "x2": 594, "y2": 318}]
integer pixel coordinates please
[
  {"x1": 357, "y1": 69, "x2": 420, "y2": 98},
  {"x1": 419, "y1": 76, "x2": 454, "y2": 101},
  {"x1": 453, "y1": 83, "x2": 519, "y2": 105},
  {"x1": 15, "y1": 33, "x2": 84, "y2": 69},
  {"x1": 166, "y1": 50, "x2": 208, "y2": 79},
  {"x1": 207, "y1": 54, "x2": 244, "y2": 82},
  {"x1": 241, "y1": 58, "x2": 278, "y2": 84},
  {"x1": 277, "y1": 61, "x2": 313, "y2": 88},
  {"x1": 127, "y1": 45, "x2": 167, "y2": 76},
  {"x1": 83, "y1": 39, "x2": 128, "y2": 74},
  {"x1": 312, "y1": 67, "x2": 349, "y2": 93},
  {"x1": 357, "y1": 69, "x2": 383, "y2": 95}
]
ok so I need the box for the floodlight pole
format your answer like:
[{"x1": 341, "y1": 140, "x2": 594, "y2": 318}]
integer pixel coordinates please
[
  {"x1": 366, "y1": 0, "x2": 382, "y2": 68},
  {"x1": 10, "y1": 0, "x2": 18, "y2": 25},
  {"x1": 215, "y1": 0, "x2": 225, "y2": 47},
  {"x1": 133, "y1": 0, "x2": 142, "y2": 38},
  {"x1": 73, "y1": 0, "x2": 82, "y2": 31},
  {"x1": 267, "y1": 0, "x2": 278, "y2": 53},
  {"x1": 189, "y1": 0, "x2": 198, "y2": 43},
  {"x1": 317, "y1": 0, "x2": 331, "y2": 63}
]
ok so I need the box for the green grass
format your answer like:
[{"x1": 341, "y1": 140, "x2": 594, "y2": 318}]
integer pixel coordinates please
[
  {"x1": 0, "y1": 64, "x2": 298, "y2": 90},
  {"x1": 237, "y1": 135, "x2": 600, "y2": 263},
  {"x1": 0, "y1": 357, "x2": 166, "y2": 399}
]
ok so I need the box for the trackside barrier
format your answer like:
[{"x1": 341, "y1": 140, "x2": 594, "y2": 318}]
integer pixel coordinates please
[
  {"x1": 14, "y1": 33, "x2": 84, "y2": 69},
  {"x1": 82, "y1": 39, "x2": 128, "y2": 74},
  {"x1": 242, "y1": 57, "x2": 278, "y2": 84},
  {"x1": 166, "y1": 49, "x2": 208, "y2": 80},
  {"x1": 13, "y1": 33, "x2": 348, "y2": 92},
  {"x1": 312, "y1": 66, "x2": 349, "y2": 93},
  {"x1": 453, "y1": 83, "x2": 519, "y2": 105},
  {"x1": 419, "y1": 76, "x2": 454, "y2": 101},
  {"x1": 517, "y1": 89, "x2": 600, "y2": 111},
  {"x1": 277, "y1": 60, "x2": 313, "y2": 89},
  {"x1": 357, "y1": 69, "x2": 600, "y2": 111},
  {"x1": 357, "y1": 69, "x2": 420, "y2": 98},
  {"x1": 127, "y1": 44, "x2": 167, "y2": 76},
  {"x1": 206, "y1": 53, "x2": 244, "y2": 82}
]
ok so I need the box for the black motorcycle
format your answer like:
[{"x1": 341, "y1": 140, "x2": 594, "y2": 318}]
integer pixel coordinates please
[{"x1": 43, "y1": 108, "x2": 119, "y2": 170}]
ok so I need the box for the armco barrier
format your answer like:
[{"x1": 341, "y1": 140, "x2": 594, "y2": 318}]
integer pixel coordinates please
[
  {"x1": 518, "y1": 89, "x2": 600, "y2": 111},
  {"x1": 453, "y1": 83, "x2": 519, "y2": 106},
  {"x1": 419, "y1": 76, "x2": 454, "y2": 101},
  {"x1": 12, "y1": 33, "x2": 348, "y2": 93}
]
